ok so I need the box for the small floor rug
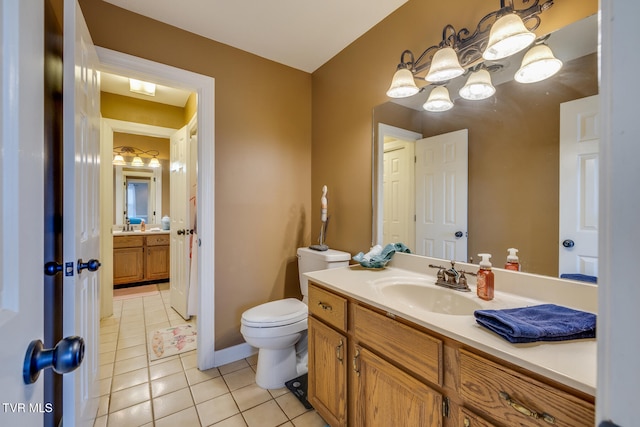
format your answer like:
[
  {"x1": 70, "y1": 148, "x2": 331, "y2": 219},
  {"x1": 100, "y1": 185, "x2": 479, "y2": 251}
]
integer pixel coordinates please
[
  {"x1": 114, "y1": 284, "x2": 159, "y2": 300},
  {"x1": 148, "y1": 324, "x2": 197, "y2": 361},
  {"x1": 285, "y1": 373, "x2": 313, "y2": 410}
]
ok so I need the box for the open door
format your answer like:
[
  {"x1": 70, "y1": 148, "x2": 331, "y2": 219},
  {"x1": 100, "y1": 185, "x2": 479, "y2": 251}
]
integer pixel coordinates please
[{"x1": 62, "y1": 1, "x2": 101, "y2": 425}]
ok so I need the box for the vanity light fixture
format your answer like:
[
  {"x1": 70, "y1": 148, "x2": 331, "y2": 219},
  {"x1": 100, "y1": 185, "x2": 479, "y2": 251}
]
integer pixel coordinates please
[
  {"x1": 148, "y1": 157, "x2": 161, "y2": 168},
  {"x1": 131, "y1": 156, "x2": 145, "y2": 167},
  {"x1": 459, "y1": 68, "x2": 496, "y2": 100},
  {"x1": 514, "y1": 43, "x2": 563, "y2": 83},
  {"x1": 129, "y1": 78, "x2": 156, "y2": 97},
  {"x1": 112, "y1": 146, "x2": 161, "y2": 167},
  {"x1": 423, "y1": 86, "x2": 454, "y2": 112},
  {"x1": 386, "y1": 0, "x2": 554, "y2": 108},
  {"x1": 112, "y1": 154, "x2": 126, "y2": 166}
]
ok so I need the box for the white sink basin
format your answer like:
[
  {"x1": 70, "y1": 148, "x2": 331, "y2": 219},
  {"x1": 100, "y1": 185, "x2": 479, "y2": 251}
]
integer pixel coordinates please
[{"x1": 373, "y1": 277, "x2": 482, "y2": 315}]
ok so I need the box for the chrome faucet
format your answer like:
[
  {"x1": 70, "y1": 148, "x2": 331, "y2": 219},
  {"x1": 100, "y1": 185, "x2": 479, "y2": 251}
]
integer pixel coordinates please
[{"x1": 428, "y1": 261, "x2": 475, "y2": 292}]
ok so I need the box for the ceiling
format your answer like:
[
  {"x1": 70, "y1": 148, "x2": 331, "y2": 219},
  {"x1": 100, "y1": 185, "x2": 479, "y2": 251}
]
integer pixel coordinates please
[{"x1": 102, "y1": 0, "x2": 408, "y2": 73}]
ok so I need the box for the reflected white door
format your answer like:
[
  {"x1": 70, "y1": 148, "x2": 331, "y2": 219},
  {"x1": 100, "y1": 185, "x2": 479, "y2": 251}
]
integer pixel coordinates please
[
  {"x1": 62, "y1": 1, "x2": 101, "y2": 425},
  {"x1": 559, "y1": 95, "x2": 599, "y2": 277},
  {"x1": 170, "y1": 125, "x2": 190, "y2": 319},
  {"x1": 0, "y1": 0, "x2": 45, "y2": 425},
  {"x1": 383, "y1": 139, "x2": 415, "y2": 249},
  {"x1": 415, "y1": 130, "x2": 468, "y2": 261}
]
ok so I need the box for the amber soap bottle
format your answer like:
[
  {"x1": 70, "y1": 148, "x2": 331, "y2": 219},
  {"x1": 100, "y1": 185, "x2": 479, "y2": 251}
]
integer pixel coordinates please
[{"x1": 476, "y1": 253, "x2": 494, "y2": 301}]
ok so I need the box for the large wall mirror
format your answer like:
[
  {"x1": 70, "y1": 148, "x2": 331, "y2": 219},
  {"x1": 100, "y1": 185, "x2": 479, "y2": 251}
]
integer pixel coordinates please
[
  {"x1": 373, "y1": 14, "x2": 598, "y2": 278},
  {"x1": 114, "y1": 165, "x2": 163, "y2": 225}
]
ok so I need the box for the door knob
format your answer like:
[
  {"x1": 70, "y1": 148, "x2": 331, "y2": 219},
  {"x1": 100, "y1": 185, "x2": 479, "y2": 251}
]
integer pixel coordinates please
[
  {"x1": 177, "y1": 229, "x2": 185, "y2": 235},
  {"x1": 23, "y1": 336, "x2": 84, "y2": 384},
  {"x1": 455, "y1": 231, "x2": 464, "y2": 238},
  {"x1": 77, "y1": 258, "x2": 101, "y2": 274},
  {"x1": 44, "y1": 262, "x2": 63, "y2": 276},
  {"x1": 562, "y1": 239, "x2": 575, "y2": 248}
]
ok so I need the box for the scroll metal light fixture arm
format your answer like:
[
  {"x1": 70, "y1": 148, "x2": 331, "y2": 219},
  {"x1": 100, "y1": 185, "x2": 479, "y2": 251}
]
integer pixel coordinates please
[{"x1": 387, "y1": 0, "x2": 554, "y2": 98}]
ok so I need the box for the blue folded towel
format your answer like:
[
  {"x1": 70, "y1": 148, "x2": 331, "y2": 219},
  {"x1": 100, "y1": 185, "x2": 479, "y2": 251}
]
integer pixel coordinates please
[
  {"x1": 560, "y1": 273, "x2": 597, "y2": 284},
  {"x1": 474, "y1": 304, "x2": 596, "y2": 343},
  {"x1": 353, "y1": 242, "x2": 411, "y2": 268}
]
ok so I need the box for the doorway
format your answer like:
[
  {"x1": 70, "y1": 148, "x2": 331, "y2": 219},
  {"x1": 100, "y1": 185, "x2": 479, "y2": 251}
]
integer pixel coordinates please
[{"x1": 97, "y1": 47, "x2": 216, "y2": 370}]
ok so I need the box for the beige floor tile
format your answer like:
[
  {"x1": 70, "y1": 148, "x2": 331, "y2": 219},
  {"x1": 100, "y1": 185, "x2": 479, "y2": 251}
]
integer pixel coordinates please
[
  {"x1": 155, "y1": 406, "x2": 202, "y2": 427},
  {"x1": 117, "y1": 334, "x2": 146, "y2": 350},
  {"x1": 100, "y1": 341, "x2": 117, "y2": 354},
  {"x1": 100, "y1": 323, "x2": 119, "y2": 335},
  {"x1": 151, "y1": 371, "x2": 189, "y2": 397},
  {"x1": 245, "y1": 354, "x2": 258, "y2": 367},
  {"x1": 99, "y1": 351, "x2": 115, "y2": 366},
  {"x1": 218, "y1": 359, "x2": 250, "y2": 375},
  {"x1": 185, "y1": 367, "x2": 221, "y2": 386},
  {"x1": 149, "y1": 357, "x2": 184, "y2": 380},
  {"x1": 180, "y1": 351, "x2": 198, "y2": 370},
  {"x1": 97, "y1": 378, "x2": 112, "y2": 397},
  {"x1": 98, "y1": 363, "x2": 113, "y2": 380},
  {"x1": 107, "y1": 401, "x2": 153, "y2": 427},
  {"x1": 290, "y1": 410, "x2": 327, "y2": 427},
  {"x1": 118, "y1": 325, "x2": 146, "y2": 339},
  {"x1": 231, "y1": 383, "x2": 272, "y2": 412},
  {"x1": 196, "y1": 393, "x2": 239, "y2": 426},
  {"x1": 275, "y1": 392, "x2": 310, "y2": 420},
  {"x1": 146, "y1": 320, "x2": 171, "y2": 331},
  {"x1": 111, "y1": 367, "x2": 149, "y2": 393},
  {"x1": 222, "y1": 367, "x2": 256, "y2": 391},
  {"x1": 94, "y1": 415, "x2": 107, "y2": 427},
  {"x1": 212, "y1": 413, "x2": 248, "y2": 427},
  {"x1": 97, "y1": 395, "x2": 110, "y2": 417},
  {"x1": 115, "y1": 344, "x2": 147, "y2": 361},
  {"x1": 113, "y1": 355, "x2": 148, "y2": 376},
  {"x1": 152, "y1": 387, "x2": 195, "y2": 419},
  {"x1": 109, "y1": 382, "x2": 150, "y2": 413},
  {"x1": 191, "y1": 377, "x2": 229, "y2": 404},
  {"x1": 101, "y1": 316, "x2": 120, "y2": 327},
  {"x1": 268, "y1": 387, "x2": 289, "y2": 398},
  {"x1": 120, "y1": 314, "x2": 144, "y2": 325},
  {"x1": 242, "y1": 400, "x2": 288, "y2": 427},
  {"x1": 100, "y1": 332, "x2": 118, "y2": 345}
]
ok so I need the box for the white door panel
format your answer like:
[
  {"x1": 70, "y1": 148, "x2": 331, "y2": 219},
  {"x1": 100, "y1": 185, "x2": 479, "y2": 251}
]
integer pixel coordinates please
[
  {"x1": 415, "y1": 130, "x2": 468, "y2": 262},
  {"x1": 559, "y1": 95, "x2": 599, "y2": 278},
  {"x1": 62, "y1": 1, "x2": 101, "y2": 425},
  {"x1": 0, "y1": 1, "x2": 45, "y2": 425},
  {"x1": 383, "y1": 140, "x2": 415, "y2": 249}
]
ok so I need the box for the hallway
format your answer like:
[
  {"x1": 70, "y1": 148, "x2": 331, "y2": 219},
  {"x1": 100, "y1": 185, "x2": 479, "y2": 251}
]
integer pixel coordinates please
[{"x1": 96, "y1": 284, "x2": 326, "y2": 426}]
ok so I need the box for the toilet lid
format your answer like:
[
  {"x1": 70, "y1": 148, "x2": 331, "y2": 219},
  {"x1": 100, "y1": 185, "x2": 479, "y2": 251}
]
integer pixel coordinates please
[{"x1": 241, "y1": 298, "x2": 307, "y2": 328}]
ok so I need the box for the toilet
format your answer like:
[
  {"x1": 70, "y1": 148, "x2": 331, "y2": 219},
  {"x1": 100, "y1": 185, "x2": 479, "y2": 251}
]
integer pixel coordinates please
[{"x1": 240, "y1": 247, "x2": 350, "y2": 389}]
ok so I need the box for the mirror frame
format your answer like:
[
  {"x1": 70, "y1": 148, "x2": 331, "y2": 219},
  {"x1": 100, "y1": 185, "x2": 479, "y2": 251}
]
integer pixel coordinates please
[{"x1": 114, "y1": 165, "x2": 162, "y2": 225}]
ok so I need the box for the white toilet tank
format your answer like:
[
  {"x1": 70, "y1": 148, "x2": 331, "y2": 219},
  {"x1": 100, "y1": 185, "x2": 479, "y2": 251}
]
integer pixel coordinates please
[{"x1": 297, "y1": 247, "x2": 350, "y2": 301}]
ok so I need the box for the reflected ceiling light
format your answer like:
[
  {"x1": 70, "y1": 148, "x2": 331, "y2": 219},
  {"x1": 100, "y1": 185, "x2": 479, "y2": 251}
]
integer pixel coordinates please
[
  {"x1": 423, "y1": 86, "x2": 453, "y2": 112},
  {"x1": 113, "y1": 146, "x2": 161, "y2": 167},
  {"x1": 426, "y1": 46, "x2": 464, "y2": 83},
  {"x1": 483, "y1": 13, "x2": 536, "y2": 61},
  {"x1": 459, "y1": 69, "x2": 496, "y2": 100},
  {"x1": 131, "y1": 156, "x2": 145, "y2": 167},
  {"x1": 386, "y1": 62, "x2": 420, "y2": 98},
  {"x1": 129, "y1": 78, "x2": 156, "y2": 96},
  {"x1": 148, "y1": 157, "x2": 161, "y2": 168},
  {"x1": 514, "y1": 44, "x2": 563, "y2": 83}
]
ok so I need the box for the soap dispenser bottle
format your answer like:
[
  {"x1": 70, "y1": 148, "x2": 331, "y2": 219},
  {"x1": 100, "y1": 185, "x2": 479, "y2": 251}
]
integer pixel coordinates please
[
  {"x1": 505, "y1": 248, "x2": 520, "y2": 271},
  {"x1": 477, "y1": 253, "x2": 494, "y2": 301}
]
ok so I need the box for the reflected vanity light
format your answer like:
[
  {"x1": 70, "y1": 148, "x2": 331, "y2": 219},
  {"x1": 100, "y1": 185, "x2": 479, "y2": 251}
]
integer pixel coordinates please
[
  {"x1": 131, "y1": 156, "x2": 145, "y2": 167},
  {"x1": 423, "y1": 86, "x2": 454, "y2": 112},
  {"x1": 112, "y1": 154, "x2": 126, "y2": 166},
  {"x1": 112, "y1": 146, "x2": 161, "y2": 168},
  {"x1": 148, "y1": 157, "x2": 161, "y2": 168},
  {"x1": 459, "y1": 69, "x2": 496, "y2": 100},
  {"x1": 514, "y1": 44, "x2": 563, "y2": 83}
]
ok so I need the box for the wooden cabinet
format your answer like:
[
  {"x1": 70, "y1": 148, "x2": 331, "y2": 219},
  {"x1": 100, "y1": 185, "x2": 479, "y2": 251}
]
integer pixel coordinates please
[
  {"x1": 307, "y1": 281, "x2": 594, "y2": 427},
  {"x1": 113, "y1": 234, "x2": 170, "y2": 286}
]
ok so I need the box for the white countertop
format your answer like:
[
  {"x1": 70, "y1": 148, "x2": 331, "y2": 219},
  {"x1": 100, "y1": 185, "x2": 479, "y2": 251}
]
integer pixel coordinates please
[
  {"x1": 112, "y1": 229, "x2": 170, "y2": 236},
  {"x1": 304, "y1": 253, "x2": 596, "y2": 396}
]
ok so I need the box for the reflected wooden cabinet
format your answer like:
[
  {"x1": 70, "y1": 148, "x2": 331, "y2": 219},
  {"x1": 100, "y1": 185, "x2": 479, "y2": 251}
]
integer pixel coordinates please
[{"x1": 113, "y1": 234, "x2": 170, "y2": 286}]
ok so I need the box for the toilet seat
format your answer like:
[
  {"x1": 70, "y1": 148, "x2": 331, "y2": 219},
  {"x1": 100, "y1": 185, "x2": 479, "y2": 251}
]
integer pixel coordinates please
[{"x1": 241, "y1": 298, "x2": 307, "y2": 328}]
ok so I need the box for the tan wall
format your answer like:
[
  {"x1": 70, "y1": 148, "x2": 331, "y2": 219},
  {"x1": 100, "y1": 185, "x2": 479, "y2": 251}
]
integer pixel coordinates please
[
  {"x1": 80, "y1": 0, "x2": 313, "y2": 349},
  {"x1": 311, "y1": 0, "x2": 598, "y2": 264},
  {"x1": 101, "y1": 91, "x2": 187, "y2": 129}
]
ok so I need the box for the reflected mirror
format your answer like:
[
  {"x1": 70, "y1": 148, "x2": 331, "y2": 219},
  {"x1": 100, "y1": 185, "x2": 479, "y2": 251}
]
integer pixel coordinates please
[
  {"x1": 373, "y1": 15, "x2": 598, "y2": 278},
  {"x1": 114, "y1": 166, "x2": 163, "y2": 225}
]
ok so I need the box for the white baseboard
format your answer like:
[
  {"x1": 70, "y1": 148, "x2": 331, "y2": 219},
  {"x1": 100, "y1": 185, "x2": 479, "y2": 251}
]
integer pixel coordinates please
[{"x1": 212, "y1": 343, "x2": 257, "y2": 368}]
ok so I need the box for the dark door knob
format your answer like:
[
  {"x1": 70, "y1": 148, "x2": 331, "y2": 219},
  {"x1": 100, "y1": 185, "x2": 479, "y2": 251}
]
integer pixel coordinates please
[
  {"x1": 455, "y1": 231, "x2": 464, "y2": 238},
  {"x1": 562, "y1": 239, "x2": 575, "y2": 248},
  {"x1": 77, "y1": 258, "x2": 101, "y2": 274},
  {"x1": 44, "y1": 261, "x2": 63, "y2": 276},
  {"x1": 23, "y1": 336, "x2": 84, "y2": 384},
  {"x1": 177, "y1": 229, "x2": 185, "y2": 235}
]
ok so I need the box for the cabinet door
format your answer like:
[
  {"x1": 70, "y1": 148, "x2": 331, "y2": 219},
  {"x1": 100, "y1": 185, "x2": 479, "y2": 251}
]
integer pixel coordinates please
[
  {"x1": 353, "y1": 346, "x2": 442, "y2": 427},
  {"x1": 113, "y1": 247, "x2": 144, "y2": 285},
  {"x1": 308, "y1": 316, "x2": 347, "y2": 427},
  {"x1": 146, "y1": 245, "x2": 170, "y2": 281}
]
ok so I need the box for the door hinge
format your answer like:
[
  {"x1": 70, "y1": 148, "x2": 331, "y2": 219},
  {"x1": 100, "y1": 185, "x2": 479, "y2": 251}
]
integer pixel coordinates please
[{"x1": 442, "y1": 397, "x2": 450, "y2": 418}]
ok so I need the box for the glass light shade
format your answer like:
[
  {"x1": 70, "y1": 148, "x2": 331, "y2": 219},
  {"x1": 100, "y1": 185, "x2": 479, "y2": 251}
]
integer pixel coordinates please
[
  {"x1": 386, "y1": 68, "x2": 419, "y2": 98},
  {"x1": 148, "y1": 157, "x2": 161, "y2": 168},
  {"x1": 483, "y1": 14, "x2": 536, "y2": 60},
  {"x1": 131, "y1": 156, "x2": 145, "y2": 167},
  {"x1": 459, "y1": 69, "x2": 496, "y2": 100},
  {"x1": 514, "y1": 44, "x2": 563, "y2": 83},
  {"x1": 112, "y1": 154, "x2": 126, "y2": 166},
  {"x1": 426, "y1": 47, "x2": 465, "y2": 82},
  {"x1": 423, "y1": 86, "x2": 453, "y2": 112}
]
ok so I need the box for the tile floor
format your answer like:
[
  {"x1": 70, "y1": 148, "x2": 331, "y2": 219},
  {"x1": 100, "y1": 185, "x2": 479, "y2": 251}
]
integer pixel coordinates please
[{"x1": 96, "y1": 284, "x2": 327, "y2": 427}]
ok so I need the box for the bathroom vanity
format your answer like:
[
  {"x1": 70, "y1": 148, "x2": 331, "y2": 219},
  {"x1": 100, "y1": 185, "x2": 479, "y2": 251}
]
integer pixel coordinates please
[
  {"x1": 113, "y1": 231, "x2": 170, "y2": 285},
  {"x1": 305, "y1": 253, "x2": 596, "y2": 427}
]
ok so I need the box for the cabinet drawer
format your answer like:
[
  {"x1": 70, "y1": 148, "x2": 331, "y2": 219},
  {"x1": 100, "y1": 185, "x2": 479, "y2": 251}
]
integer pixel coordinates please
[
  {"x1": 113, "y1": 235, "x2": 144, "y2": 249},
  {"x1": 353, "y1": 304, "x2": 442, "y2": 386},
  {"x1": 146, "y1": 234, "x2": 170, "y2": 246},
  {"x1": 460, "y1": 349, "x2": 594, "y2": 427},
  {"x1": 460, "y1": 407, "x2": 497, "y2": 427},
  {"x1": 308, "y1": 284, "x2": 347, "y2": 331}
]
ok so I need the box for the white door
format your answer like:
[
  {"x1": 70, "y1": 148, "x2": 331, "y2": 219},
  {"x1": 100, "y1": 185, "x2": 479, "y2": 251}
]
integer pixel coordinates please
[
  {"x1": 415, "y1": 130, "x2": 468, "y2": 262},
  {"x1": 383, "y1": 139, "x2": 415, "y2": 249},
  {"x1": 170, "y1": 125, "x2": 191, "y2": 319},
  {"x1": 559, "y1": 95, "x2": 599, "y2": 277},
  {"x1": 62, "y1": 1, "x2": 101, "y2": 425},
  {"x1": 0, "y1": 0, "x2": 45, "y2": 425}
]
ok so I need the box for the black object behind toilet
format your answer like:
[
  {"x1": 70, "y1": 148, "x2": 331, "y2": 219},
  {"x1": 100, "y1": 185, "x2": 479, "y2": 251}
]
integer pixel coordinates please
[{"x1": 285, "y1": 373, "x2": 313, "y2": 410}]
